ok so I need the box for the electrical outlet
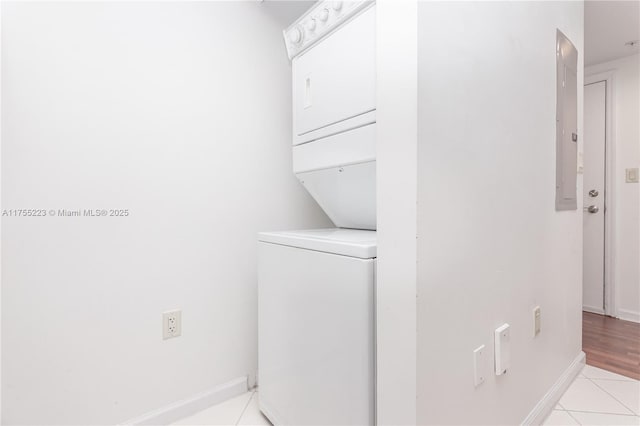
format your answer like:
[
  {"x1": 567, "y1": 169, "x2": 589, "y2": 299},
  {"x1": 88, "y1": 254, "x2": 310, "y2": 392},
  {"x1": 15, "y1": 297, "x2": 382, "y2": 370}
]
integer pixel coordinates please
[
  {"x1": 533, "y1": 306, "x2": 541, "y2": 336},
  {"x1": 163, "y1": 310, "x2": 181, "y2": 339}
]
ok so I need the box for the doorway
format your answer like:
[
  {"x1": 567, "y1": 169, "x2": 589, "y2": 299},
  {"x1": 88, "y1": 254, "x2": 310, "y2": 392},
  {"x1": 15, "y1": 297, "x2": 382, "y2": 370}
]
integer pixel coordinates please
[
  {"x1": 583, "y1": 73, "x2": 615, "y2": 317},
  {"x1": 583, "y1": 80, "x2": 606, "y2": 314}
]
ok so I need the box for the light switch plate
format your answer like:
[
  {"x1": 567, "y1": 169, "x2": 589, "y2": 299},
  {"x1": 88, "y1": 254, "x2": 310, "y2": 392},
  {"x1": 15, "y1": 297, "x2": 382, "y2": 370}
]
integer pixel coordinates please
[
  {"x1": 626, "y1": 168, "x2": 639, "y2": 183},
  {"x1": 533, "y1": 306, "x2": 541, "y2": 336},
  {"x1": 473, "y1": 345, "x2": 487, "y2": 387}
]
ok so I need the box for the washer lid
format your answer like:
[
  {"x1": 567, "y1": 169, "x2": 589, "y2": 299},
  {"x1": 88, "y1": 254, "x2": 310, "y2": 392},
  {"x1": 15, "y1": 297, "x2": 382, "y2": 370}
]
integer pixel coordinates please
[{"x1": 258, "y1": 228, "x2": 377, "y2": 259}]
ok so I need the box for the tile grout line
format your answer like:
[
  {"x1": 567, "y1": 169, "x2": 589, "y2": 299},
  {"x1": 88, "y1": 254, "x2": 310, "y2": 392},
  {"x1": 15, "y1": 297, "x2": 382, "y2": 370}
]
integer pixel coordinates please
[
  {"x1": 235, "y1": 390, "x2": 256, "y2": 426},
  {"x1": 584, "y1": 377, "x2": 636, "y2": 382},
  {"x1": 585, "y1": 376, "x2": 639, "y2": 416},
  {"x1": 564, "y1": 409, "x2": 640, "y2": 417},
  {"x1": 583, "y1": 366, "x2": 638, "y2": 382},
  {"x1": 565, "y1": 410, "x2": 582, "y2": 425},
  {"x1": 582, "y1": 374, "x2": 637, "y2": 383}
]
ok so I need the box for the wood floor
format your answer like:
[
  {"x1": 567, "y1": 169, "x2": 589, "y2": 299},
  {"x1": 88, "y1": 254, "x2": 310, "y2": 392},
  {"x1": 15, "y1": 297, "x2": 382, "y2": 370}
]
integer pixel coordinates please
[{"x1": 583, "y1": 311, "x2": 640, "y2": 380}]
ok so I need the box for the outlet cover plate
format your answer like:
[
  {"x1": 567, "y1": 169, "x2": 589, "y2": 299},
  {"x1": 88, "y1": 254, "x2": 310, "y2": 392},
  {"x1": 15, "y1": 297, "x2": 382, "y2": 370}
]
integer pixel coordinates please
[
  {"x1": 533, "y1": 306, "x2": 541, "y2": 336},
  {"x1": 163, "y1": 310, "x2": 182, "y2": 340}
]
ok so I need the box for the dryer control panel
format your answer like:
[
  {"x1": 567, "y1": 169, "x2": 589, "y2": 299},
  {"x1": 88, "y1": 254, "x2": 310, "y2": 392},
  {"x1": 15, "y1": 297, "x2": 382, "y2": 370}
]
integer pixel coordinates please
[{"x1": 283, "y1": 1, "x2": 374, "y2": 60}]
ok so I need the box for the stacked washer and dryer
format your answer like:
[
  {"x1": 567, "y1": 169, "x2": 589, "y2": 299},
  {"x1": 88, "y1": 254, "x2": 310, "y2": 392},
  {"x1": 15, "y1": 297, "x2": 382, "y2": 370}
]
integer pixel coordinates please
[{"x1": 258, "y1": 1, "x2": 376, "y2": 425}]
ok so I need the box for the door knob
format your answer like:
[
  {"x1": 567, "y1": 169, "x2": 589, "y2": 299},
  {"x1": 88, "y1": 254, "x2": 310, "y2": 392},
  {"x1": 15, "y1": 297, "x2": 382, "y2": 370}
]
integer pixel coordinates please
[
  {"x1": 589, "y1": 189, "x2": 599, "y2": 197},
  {"x1": 585, "y1": 205, "x2": 599, "y2": 214}
]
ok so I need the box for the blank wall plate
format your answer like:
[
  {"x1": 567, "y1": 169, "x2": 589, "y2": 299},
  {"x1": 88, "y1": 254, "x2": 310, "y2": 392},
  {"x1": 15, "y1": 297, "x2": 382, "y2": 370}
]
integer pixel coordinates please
[
  {"x1": 577, "y1": 152, "x2": 584, "y2": 174},
  {"x1": 494, "y1": 323, "x2": 510, "y2": 375},
  {"x1": 473, "y1": 345, "x2": 487, "y2": 387},
  {"x1": 163, "y1": 310, "x2": 182, "y2": 340}
]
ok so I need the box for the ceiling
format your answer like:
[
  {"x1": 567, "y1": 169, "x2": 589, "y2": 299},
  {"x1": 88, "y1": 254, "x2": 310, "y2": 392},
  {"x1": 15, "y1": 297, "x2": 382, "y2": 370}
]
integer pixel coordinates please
[{"x1": 585, "y1": 0, "x2": 640, "y2": 66}]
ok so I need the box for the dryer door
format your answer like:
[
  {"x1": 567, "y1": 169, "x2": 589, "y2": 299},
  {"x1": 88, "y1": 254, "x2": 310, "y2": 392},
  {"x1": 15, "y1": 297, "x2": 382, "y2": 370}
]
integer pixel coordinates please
[{"x1": 292, "y1": 5, "x2": 375, "y2": 142}]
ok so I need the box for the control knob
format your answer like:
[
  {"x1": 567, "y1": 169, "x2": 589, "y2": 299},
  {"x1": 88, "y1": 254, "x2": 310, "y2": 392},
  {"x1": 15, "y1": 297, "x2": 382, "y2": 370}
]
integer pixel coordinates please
[
  {"x1": 318, "y1": 8, "x2": 330, "y2": 22},
  {"x1": 306, "y1": 18, "x2": 317, "y2": 32},
  {"x1": 288, "y1": 27, "x2": 303, "y2": 44}
]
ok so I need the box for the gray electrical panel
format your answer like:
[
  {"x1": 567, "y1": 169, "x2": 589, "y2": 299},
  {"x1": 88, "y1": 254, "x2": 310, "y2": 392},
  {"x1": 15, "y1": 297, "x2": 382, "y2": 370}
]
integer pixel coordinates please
[{"x1": 555, "y1": 30, "x2": 578, "y2": 211}]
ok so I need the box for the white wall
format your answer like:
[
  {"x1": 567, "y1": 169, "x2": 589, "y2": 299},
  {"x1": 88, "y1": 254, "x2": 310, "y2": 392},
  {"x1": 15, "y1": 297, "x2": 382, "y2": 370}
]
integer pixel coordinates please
[
  {"x1": 1, "y1": 2, "x2": 328, "y2": 424},
  {"x1": 586, "y1": 54, "x2": 640, "y2": 322},
  {"x1": 375, "y1": 1, "x2": 417, "y2": 424},
  {"x1": 0, "y1": 3, "x2": 3, "y2": 421},
  {"x1": 416, "y1": 2, "x2": 584, "y2": 424}
]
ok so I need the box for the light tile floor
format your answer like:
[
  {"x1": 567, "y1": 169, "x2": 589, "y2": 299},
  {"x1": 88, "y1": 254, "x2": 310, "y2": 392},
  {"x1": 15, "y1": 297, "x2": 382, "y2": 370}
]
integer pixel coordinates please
[
  {"x1": 173, "y1": 365, "x2": 639, "y2": 425},
  {"x1": 544, "y1": 365, "x2": 640, "y2": 426},
  {"x1": 173, "y1": 390, "x2": 270, "y2": 426}
]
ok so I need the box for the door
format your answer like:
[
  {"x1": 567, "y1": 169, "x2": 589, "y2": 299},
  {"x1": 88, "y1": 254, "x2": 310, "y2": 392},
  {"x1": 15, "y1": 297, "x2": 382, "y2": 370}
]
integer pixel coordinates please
[
  {"x1": 258, "y1": 242, "x2": 375, "y2": 425},
  {"x1": 583, "y1": 81, "x2": 606, "y2": 313},
  {"x1": 292, "y1": 6, "x2": 375, "y2": 138}
]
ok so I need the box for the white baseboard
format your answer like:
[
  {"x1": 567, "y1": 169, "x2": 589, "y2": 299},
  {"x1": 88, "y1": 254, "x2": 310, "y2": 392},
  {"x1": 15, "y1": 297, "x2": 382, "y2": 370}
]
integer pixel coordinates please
[
  {"x1": 121, "y1": 376, "x2": 248, "y2": 426},
  {"x1": 617, "y1": 309, "x2": 640, "y2": 324},
  {"x1": 521, "y1": 351, "x2": 585, "y2": 426},
  {"x1": 258, "y1": 401, "x2": 282, "y2": 426},
  {"x1": 583, "y1": 305, "x2": 605, "y2": 315}
]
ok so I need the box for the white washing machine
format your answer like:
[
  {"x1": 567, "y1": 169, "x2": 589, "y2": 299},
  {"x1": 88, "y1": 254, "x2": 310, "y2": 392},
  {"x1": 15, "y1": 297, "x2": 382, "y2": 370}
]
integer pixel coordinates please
[
  {"x1": 259, "y1": 1, "x2": 377, "y2": 424},
  {"x1": 258, "y1": 229, "x2": 376, "y2": 426}
]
